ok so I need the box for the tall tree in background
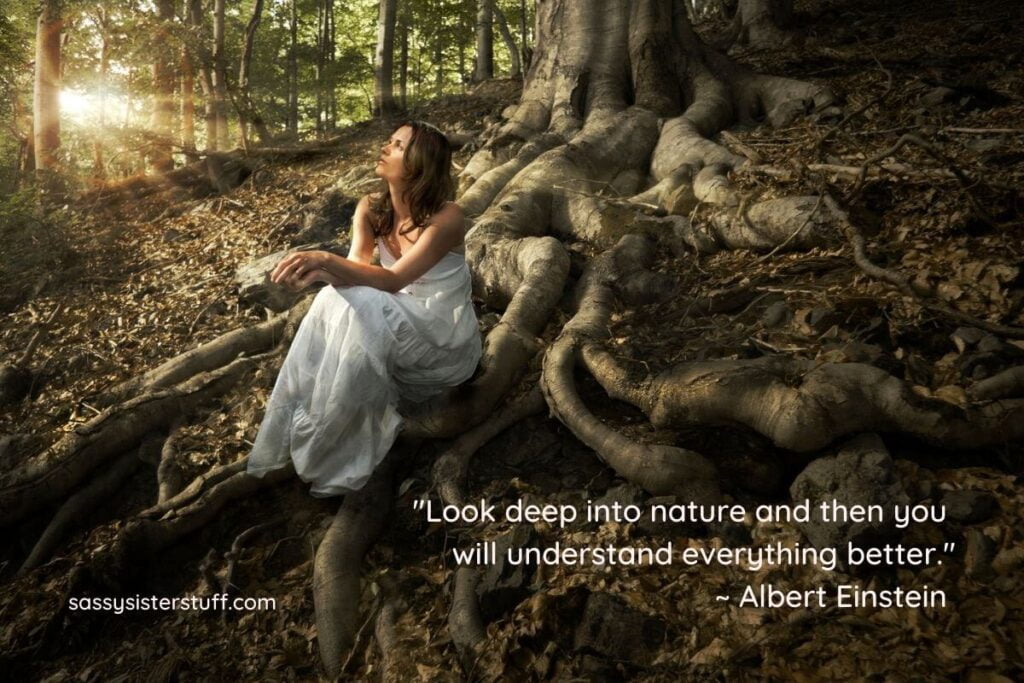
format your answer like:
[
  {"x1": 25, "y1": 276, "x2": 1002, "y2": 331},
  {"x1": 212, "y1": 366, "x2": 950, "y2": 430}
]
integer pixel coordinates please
[
  {"x1": 238, "y1": 0, "x2": 271, "y2": 146},
  {"x1": 187, "y1": 0, "x2": 218, "y2": 153},
  {"x1": 492, "y1": 3, "x2": 519, "y2": 77},
  {"x1": 373, "y1": 0, "x2": 397, "y2": 116},
  {"x1": 33, "y1": 0, "x2": 62, "y2": 174},
  {"x1": 398, "y1": 1, "x2": 410, "y2": 110},
  {"x1": 180, "y1": 7, "x2": 198, "y2": 164},
  {"x1": 149, "y1": 0, "x2": 176, "y2": 171},
  {"x1": 287, "y1": 0, "x2": 298, "y2": 135},
  {"x1": 212, "y1": 0, "x2": 229, "y2": 149},
  {"x1": 92, "y1": 7, "x2": 111, "y2": 177},
  {"x1": 473, "y1": 0, "x2": 492, "y2": 81}
]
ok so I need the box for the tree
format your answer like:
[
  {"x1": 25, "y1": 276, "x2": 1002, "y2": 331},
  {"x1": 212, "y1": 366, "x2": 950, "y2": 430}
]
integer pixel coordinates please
[
  {"x1": 149, "y1": 0, "x2": 176, "y2": 172},
  {"x1": 238, "y1": 0, "x2": 271, "y2": 147},
  {"x1": 373, "y1": 0, "x2": 397, "y2": 116},
  {"x1": 287, "y1": 0, "x2": 298, "y2": 135},
  {"x1": 212, "y1": 0, "x2": 229, "y2": 150},
  {"x1": 473, "y1": 0, "x2": 492, "y2": 81},
  {"x1": 32, "y1": 0, "x2": 61, "y2": 175},
  {"x1": 492, "y1": 3, "x2": 520, "y2": 77}
]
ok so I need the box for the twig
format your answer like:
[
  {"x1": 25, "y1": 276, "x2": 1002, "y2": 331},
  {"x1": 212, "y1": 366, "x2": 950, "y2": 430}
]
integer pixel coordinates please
[
  {"x1": 815, "y1": 50, "x2": 893, "y2": 149},
  {"x1": 845, "y1": 133, "x2": 997, "y2": 228},
  {"x1": 825, "y1": 194, "x2": 1024, "y2": 339}
]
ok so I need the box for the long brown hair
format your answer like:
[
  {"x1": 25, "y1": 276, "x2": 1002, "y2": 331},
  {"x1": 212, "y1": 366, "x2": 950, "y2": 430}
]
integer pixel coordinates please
[{"x1": 369, "y1": 120, "x2": 455, "y2": 238}]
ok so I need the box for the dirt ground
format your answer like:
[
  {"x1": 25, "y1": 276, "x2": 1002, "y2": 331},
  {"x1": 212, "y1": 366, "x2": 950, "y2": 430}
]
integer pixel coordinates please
[{"x1": 2, "y1": 0, "x2": 1023, "y2": 680}]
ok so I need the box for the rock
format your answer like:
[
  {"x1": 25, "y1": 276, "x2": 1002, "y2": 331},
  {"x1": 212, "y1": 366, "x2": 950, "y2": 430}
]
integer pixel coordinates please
[
  {"x1": 573, "y1": 593, "x2": 666, "y2": 665},
  {"x1": 941, "y1": 489, "x2": 998, "y2": 524},
  {"x1": 476, "y1": 526, "x2": 537, "y2": 622},
  {"x1": 767, "y1": 98, "x2": 811, "y2": 128},
  {"x1": 291, "y1": 189, "x2": 356, "y2": 245},
  {"x1": 920, "y1": 86, "x2": 957, "y2": 109},
  {"x1": 963, "y1": 528, "x2": 996, "y2": 580},
  {"x1": 789, "y1": 433, "x2": 910, "y2": 550},
  {"x1": 951, "y1": 326, "x2": 986, "y2": 353},
  {"x1": 761, "y1": 300, "x2": 791, "y2": 328},
  {"x1": 234, "y1": 241, "x2": 349, "y2": 312}
]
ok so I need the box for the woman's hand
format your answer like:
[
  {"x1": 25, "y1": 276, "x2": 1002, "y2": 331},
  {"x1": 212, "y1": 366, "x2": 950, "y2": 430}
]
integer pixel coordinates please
[{"x1": 271, "y1": 250, "x2": 326, "y2": 287}]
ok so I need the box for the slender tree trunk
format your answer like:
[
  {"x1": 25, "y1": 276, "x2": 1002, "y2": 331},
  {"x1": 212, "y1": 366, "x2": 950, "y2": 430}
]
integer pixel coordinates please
[
  {"x1": 238, "y1": 0, "x2": 270, "y2": 147},
  {"x1": 149, "y1": 0, "x2": 176, "y2": 172},
  {"x1": 434, "y1": 29, "x2": 443, "y2": 98},
  {"x1": 473, "y1": 0, "x2": 493, "y2": 82},
  {"x1": 492, "y1": 4, "x2": 520, "y2": 77},
  {"x1": 315, "y1": 0, "x2": 324, "y2": 134},
  {"x1": 287, "y1": 0, "x2": 298, "y2": 135},
  {"x1": 181, "y1": 47, "x2": 197, "y2": 163},
  {"x1": 187, "y1": 0, "x2": 217, "y2": 152},
  {"x1": 212, "y1": 0, "x2": 229, "y2": 150},
  {"x1": 92, "y1": 9, "x2": 109, "y2": 178},
  {"x1": 33, "y1": 0, "x2": 61, "y2": 174},
  {"x1": 373, "y1": 0, "x2": 397, "y2": 116},
  {"x1": 398, "y1": 12, "x2": 408, "y2": 109}
]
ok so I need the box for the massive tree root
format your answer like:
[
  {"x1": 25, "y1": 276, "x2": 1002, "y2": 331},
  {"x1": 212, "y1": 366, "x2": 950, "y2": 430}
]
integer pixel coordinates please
[
  {"x1": 313, "y1": 446, "x2": 403, "y2": 678},
  {"x1": 542, "y1": 235, "x2": 722, "y2": 502},
  {"x1": 0, "y1": 353, "x2": 272, "y2": 528}
]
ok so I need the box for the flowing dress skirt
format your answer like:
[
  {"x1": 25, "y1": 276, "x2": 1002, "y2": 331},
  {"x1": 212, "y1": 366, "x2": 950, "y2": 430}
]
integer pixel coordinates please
[{"x1": 246, "y1": 244, "x2": 481, "y2": 496}]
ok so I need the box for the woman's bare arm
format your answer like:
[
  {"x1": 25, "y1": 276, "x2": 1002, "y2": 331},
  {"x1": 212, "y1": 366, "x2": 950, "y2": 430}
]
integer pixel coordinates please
[{"x1": 346, "y1": 196, "x2": 375, "y2": 265}]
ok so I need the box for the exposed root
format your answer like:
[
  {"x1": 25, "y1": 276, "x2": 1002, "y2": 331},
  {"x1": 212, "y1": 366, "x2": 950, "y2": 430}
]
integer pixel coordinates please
[
  {"x1": 91, "y1": 463, "x2": 295, "y2": 590},
  {"x1": 541, "y1": 235, "x2": 721, "y2": 501},
  {"x1": 374, "y1": 599, "x2": 401, "y2": 682},
  {"x1": 0, "y1": 353, "x2": 272, "y2": 528},
  {"x1": 432, "y1": 384, "x2": 546, "y2": 507},
  {"x1": 589, "y1": 352, "x2": 1024, "y2": 452},
  {"x1": 970, "y1": 366, "x2": 1024, "y2": 401},
  {"x1": 94, "y1": 313, "x2": 288, "y2": 408},
  {"x1": 19, "y1": 448, "x2": 142, "y2": 574},
  {"x1": 221, "y1": 519, "x2": 282, "y2": 595},
  {"x1": 140, "y1": 455, "x2": 251, "y2": 519},
  {"x1": 449, "y1": 566, "x2": 486, "y2": 672},
  {"x1": 313, "y1": 444, "x2": 405, "y2": 678},
  {"x1": 156, "y1": 421, "x2": 186, "y2": 505}
]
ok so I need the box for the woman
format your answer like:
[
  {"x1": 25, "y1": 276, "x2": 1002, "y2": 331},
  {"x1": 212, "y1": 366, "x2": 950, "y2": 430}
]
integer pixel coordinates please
[{"x1": 246, "y1": 121, "x2": 482, "y2": 496}]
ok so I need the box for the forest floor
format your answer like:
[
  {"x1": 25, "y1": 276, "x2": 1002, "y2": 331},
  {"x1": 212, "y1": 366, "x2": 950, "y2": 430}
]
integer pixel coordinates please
[{"x1": 2, "y1": 0, "x2": 1024, "y2": 680}]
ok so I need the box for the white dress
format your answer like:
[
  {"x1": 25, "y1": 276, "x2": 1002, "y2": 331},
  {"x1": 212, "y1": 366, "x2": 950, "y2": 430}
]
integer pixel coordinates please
[{"x1": 246, "y1": 237, "x2": 482, "y2": 496}]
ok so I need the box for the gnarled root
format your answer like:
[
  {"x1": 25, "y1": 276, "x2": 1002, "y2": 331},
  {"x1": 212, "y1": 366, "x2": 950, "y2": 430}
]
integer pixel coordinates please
[
  {"x1": 91, "y1": 462, "x2": 295, "y2": 590},
  {"x1": 588, "y1": 353, "x2": 1024, "y2": 452},
  {"x1": 432, "y1": 384, "x2": 546, "y2": 507},
  {"x1": 0, "y1": 353, "x2": 271, "y2": 529},
  {"x1": 541, "y1": 234, "x2": 721, "y2": 502},
  {"x1": 449, "y1": 566, "x2": 486, "y2": 673},
  {"x1": 19, "y1": 448, "x2": 142, "y2": 575},
  {"x1": 374, "y1": 599, "x2": 401, "y2": 682},
  {"x1": 314, "y1": 445, "x2": 404, "y2": 678}
]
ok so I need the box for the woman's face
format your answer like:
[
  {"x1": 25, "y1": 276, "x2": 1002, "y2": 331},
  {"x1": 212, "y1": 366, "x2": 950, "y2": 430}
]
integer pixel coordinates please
[{"x1": 375, "y1": 125, "x2": 413, "y2": 183}]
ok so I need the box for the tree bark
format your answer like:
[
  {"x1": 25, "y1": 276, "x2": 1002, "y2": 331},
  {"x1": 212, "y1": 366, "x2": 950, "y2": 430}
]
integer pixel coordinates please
[
  {"x1": 32, "y1": 0, "x2": 61, "y2": 174},
  {"x1": 473, "y1": 0, "x2": 493, "y2": 82},
  {"x1": 493, "y1": 4, "x2": 521, "y2": 77},
  {"x1": 92, "y1": 8, "x2": 109, "y2": 178},
  {"x1": 212, "y1": 0, "x2": 229, "y2": 150},
  {"x1": 373, "y1": 0, "x2": 398, "y2": 116},
  {"x1": 287, "y1": 0, "x2": 298, "y2": 135},
  {"x1": 149, "y1": 0, "x2": 176, "y2": 172},
  {"x1": 238, "y1": 0, "x2": 271, "y2": 148}
]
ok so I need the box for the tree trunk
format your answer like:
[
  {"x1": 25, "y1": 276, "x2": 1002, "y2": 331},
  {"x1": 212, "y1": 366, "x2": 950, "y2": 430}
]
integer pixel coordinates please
[
  {"x1": 187, "y1": 0, "x2": 218, "y2": 153},
  {"x1": 32, "y1": 0, "x2": 61, "y2": 174},
  {"x1": 238, "y1": 0, "x2": 271, "y2": 148},
  {"x1": 92, "y1": 9, "x2": 109, "y2": 179},
  {"x1": 492, "y1": 4, "x2": 520, "y2": 77},
  {"x1": 722, "y1": 0, "x2": 795, "y2": 48},
  {"x1": 181, "y1": 37, "x2": 198, "y2": 164},
  {"x1": 287, "y1": 0, "x2": 298, "y2": 135},
  {"x1": 373, "y1": 0, "x2": 398, "y2": 116},
  {"x1": 212, "y1": 0, "x2": 229, "y2": 150},
  {"x1": 473, "y1": 0, "x2": 493, "y2": 82},
  {"x1": 150, "y1": 0, "x2": 176, "y2": 172},
  {"x1": 398, "y1": 14, "x2": 408, "y2": 109},
  {"x1": 434, "y1": 28, "x2": 443, "y2": 98}
]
